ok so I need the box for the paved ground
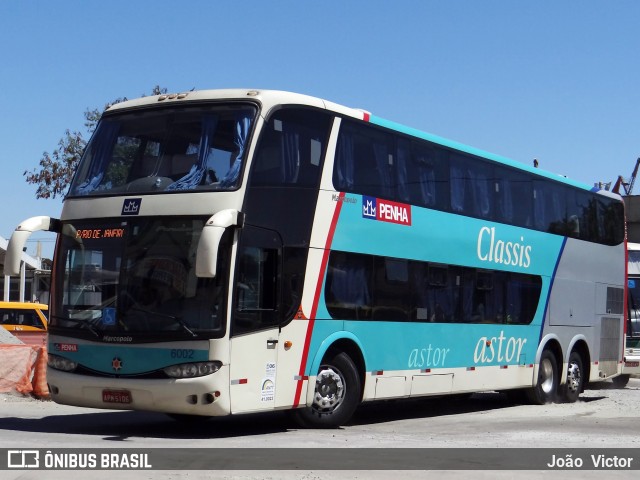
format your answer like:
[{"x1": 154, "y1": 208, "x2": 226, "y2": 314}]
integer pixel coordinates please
[{"x1": 1, "y1": 378, "x2": 639, "y2": 479}]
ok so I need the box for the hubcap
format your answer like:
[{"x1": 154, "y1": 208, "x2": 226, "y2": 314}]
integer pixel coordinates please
[
  {"x1": 566, "y1": 362, "x2": 581, "y2": 393},
  {"x1": 312, "y1": 366, "x2": 345, "y2": 413},
  {"x1": 540, "y1": 358, "x2": 554, "y2": 394}
]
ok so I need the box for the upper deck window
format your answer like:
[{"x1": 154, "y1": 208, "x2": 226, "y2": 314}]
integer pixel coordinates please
[
  {"x1": 69, "y1": 103, "x2": 257, "y2": 196},
  {"x1": 249, "y1": 107, "x2": 332, "y2": 188},
  {"x1": 333, "y1": 118, "x2": 625, "y2": 247}
]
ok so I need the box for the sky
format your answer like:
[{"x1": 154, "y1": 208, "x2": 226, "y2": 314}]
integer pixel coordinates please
[{"x1": 1, "y1": 1, "x2": 639, "y2": 260}]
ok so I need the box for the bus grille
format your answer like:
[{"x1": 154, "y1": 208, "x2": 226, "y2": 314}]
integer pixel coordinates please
[
  {"x1": 599, "y1": 316, "x2": 622, "y2": 377},
  {"x1": 606, "y1": 286, "x2": 624, "y2": 314}
]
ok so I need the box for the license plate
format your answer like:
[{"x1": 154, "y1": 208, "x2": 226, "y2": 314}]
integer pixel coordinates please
[
  {"x1": 102, "y1": 389, "x2": 132, "y2": 404},
  {"x1": 625, "y1": 361, "x2": 640, "y2": 367}
]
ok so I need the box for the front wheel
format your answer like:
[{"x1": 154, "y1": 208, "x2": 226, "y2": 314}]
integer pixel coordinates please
[
  {"x1": 290, "y1": 351, "x2": 361, "y2": 428},
  {"x1": 526, "y1": 349, "x2": 558, "y2": 404},
  {"x1": 562, "y1": 351, "x2": 584, "y2": 403}
]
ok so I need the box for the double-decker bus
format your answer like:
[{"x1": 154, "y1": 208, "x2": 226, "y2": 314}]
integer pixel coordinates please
[
  {"x1": 5, "y1": 89, "x2": 626, "y2": 427},
  {"x1": 617, "y1": 242, "x2": 640, "y2": 387}
]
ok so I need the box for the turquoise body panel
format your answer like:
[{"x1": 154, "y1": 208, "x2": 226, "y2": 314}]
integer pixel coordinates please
[
  {"x1": 49, "y1": 341, "x2": 209, "y2": 375},
  {"x1": 306, "y1": 195, "x2": 564, "y2": 375},
  {"x1": 330, "y1": 195, "x2": 563, "y2": 275}
]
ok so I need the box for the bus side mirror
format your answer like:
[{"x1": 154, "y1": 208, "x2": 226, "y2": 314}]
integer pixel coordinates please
[
  {"x1": 4, "y1": 216, "x2": 61, "y2": 276},
  {"x1": 196, "y1": 209, "x2": 243, "y2": 278}
]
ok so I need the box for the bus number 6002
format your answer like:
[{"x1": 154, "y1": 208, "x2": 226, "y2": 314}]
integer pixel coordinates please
[{"x1": 170, "y1": 349, "x2": 194, "y2": 359}]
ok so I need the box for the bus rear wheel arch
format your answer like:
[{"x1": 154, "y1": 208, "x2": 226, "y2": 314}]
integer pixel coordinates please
[{"x1": 290, "y1": 350, "x2": 362, "y2": 428}]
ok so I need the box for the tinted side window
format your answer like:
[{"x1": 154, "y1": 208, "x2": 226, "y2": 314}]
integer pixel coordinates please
[
  {"x1": 598, "y1": 198, "x2": 625, "y2": 246},
  {"x1": 566, "y1": 189, "x2": 595, "y2": 241},
  {"x1": 251, "y1": 108, "x2": 332, "y2": 188},
  {"x1": 232, "y1": 227, "x2": 281, "y2": 335},
  {"x1": 324, "y1": 251, "x2": 542, "y2": 325},
  {"x1": 372, "y1": 257, "x2": 411, "y2": 321},
  {"x1": 332, "y1": 118, "x2": 624, "y2": 246},
  {"x1": 495, "y1": 166, "x2": 533, "y2": 227},
  {"x1": 404, "y1": 140, "x2": 449, "y2": 210},
  {"x1": 450, "y1": 155, "x2": 494, "y2": 219},
  {"x1": 325, "y1": 251, "x2": 372, "y2": 320},
  {"x1": 534, "y1": 180, "x2": 567, "y2": 234},
  {"x1": 334, "y1": 123, "x2": 394, "y2": 198}
]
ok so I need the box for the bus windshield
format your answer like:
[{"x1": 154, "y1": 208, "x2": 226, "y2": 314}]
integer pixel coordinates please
[
  {"x1": 51, "y1": 217, "x2": 230, "y2": 341},
  {"x1": 69, "y1": 103, "x2": 257, "y2": 196}
]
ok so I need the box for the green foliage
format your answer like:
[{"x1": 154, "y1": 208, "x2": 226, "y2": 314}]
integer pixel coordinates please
[
  {"x1": 24, "y1": 86, "x2": 168, "y2": 199},
  {"x1": 23, "y1": 129, "x2": 85, "y2": 199}
]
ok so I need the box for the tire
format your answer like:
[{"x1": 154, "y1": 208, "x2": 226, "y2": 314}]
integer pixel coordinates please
[
  {"x1": 290, "y1": 351, "x2": 362, "y2": 428},
  {"x1": 562, "y1": 351, "x2": 584, "y2": 403},
  {"x1": 612, "y1": 374, "x2": 630, "y2": 388},
  {"x1": 526, "y1": 349, "x2": 559, "y2": 405}
]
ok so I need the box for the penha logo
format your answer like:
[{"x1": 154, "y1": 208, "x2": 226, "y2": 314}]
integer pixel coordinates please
[
  {"x1": 362, "y1": 195, "x2": 411, "y2": 226},
  {"x1": 362, "y1": 196, "x2": 377, "y2": 219},
  {"x1": 122, "y1": 198, "x2": 142, "y2": 216}
]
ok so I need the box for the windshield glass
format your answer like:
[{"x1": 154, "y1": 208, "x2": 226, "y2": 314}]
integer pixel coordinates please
[
  {"x1": 69, "y1": 103, "x2": 257, "y2": 196},
  {"x1": 51, "y1": 217, "x2": 230, "y2": 342}
]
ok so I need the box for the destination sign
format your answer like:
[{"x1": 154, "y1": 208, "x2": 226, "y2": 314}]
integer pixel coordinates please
[{"x1": 76, "y1": 228, "x2": 125, "y2": 240}]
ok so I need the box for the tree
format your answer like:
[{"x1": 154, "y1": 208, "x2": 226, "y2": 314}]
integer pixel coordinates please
[{"x1": 24, "y1": 86, "x2": 168, "y2": 199}]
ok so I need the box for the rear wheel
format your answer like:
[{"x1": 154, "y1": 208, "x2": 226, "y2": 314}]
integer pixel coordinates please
[
  {"x1": 526, "y1": 349, "x2": 558, "y2": 404},
  {"x1": 290, "y1": 351, "x2": 361, "y2": 428},
  {"x1": 562, "y1": 351, "x2": 584, "y2": 403}
]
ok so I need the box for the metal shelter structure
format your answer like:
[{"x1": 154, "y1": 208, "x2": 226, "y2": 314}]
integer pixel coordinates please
[{"x1": 0, "y1": 235, "x2": 47, "y2": 303}]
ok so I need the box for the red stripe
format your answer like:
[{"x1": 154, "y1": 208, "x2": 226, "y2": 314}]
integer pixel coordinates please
[
  {"x1": 363, "y1": 112, "x2": 370, "y2": 122},
  {"x1": 292, "y1": 192, "x2": 345, "y2": 407},
  {"x1": 623, "y1": 237, "x2": 629, "y2": 340}
]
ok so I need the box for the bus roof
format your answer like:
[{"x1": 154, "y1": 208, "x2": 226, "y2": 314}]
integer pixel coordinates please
[{"x1": 105, "y1": 88, "x2": 611, "y2": 195}]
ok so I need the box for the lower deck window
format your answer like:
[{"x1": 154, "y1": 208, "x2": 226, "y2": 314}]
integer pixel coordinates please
[{"x1": 325, "y1": 251, "x2": 542, "y2": 325}]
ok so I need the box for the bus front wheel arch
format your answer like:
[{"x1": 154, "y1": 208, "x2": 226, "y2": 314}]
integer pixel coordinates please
[{"x1": 290, "y1": 350, "x2": 362, "y2": 428}]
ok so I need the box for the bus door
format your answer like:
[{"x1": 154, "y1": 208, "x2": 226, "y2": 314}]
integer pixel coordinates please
[{"x1": 229, "y1": 226, "x2": 282, "y2": 413}]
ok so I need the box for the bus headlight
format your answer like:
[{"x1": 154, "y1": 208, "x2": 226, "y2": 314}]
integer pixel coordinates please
[
  {"x1": 48, "y1": 353, "x2": 78, "y2": 372},
  {"x1": 163, "y1": 361, "x2": 222, "y2": 378}
]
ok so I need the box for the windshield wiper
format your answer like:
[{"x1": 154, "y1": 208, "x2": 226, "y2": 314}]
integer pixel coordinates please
[
  {"x1": 127, "y1": 307, "x2": 197, "y2": 337},
  {"x1": 51, "y1": 314, "x2": 102, "y2": 338}
]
